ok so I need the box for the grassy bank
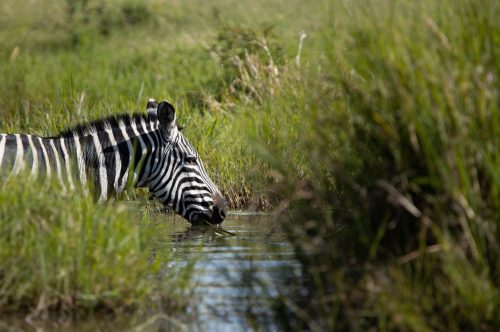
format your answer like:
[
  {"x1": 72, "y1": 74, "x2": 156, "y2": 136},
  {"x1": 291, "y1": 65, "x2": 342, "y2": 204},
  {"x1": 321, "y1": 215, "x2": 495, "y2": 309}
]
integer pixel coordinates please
[
  {"x1": 0, "y1": 175, "x2": 192, "y2": 322},
  {"x1": 1, "y1": 0, "x2": 498, "y2": 330}
]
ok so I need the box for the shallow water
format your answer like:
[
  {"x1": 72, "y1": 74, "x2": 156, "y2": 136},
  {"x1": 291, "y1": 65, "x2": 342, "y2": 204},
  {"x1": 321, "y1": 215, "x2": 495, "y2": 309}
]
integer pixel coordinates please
[{"x1": 165, "y1": 213, "x2": 303, "y2": 331}]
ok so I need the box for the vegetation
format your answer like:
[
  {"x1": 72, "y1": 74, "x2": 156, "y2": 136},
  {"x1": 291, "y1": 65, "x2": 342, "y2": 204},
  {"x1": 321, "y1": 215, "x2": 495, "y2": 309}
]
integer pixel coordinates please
[
  {"x1": 245, "y1": 0, "x2": 499, "y2": 331},
  {"x1": 0, "y1": 0, "x2": 498, "y2": 330},
  {"x1": 0, "y1": 174, "x2": 192, "y2": 323}
]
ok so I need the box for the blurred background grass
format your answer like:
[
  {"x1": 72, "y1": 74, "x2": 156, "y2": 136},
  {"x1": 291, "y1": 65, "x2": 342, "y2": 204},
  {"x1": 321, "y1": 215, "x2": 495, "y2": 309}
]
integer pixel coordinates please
[{"x1": 0, "y1": 0, "x2": 499, "y2": 330}]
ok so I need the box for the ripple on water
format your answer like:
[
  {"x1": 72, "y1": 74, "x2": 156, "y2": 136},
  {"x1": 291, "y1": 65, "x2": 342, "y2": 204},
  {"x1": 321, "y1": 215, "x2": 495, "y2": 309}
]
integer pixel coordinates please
[{"x1": 164, "y1": 214, "x2": 304, "y2": 332}]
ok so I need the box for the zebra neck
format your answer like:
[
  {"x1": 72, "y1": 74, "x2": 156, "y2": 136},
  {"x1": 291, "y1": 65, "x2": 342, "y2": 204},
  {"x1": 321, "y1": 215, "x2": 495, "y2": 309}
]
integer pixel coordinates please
[{"x1": 80, "y1": 127, "x2": 164, "y2": 200}]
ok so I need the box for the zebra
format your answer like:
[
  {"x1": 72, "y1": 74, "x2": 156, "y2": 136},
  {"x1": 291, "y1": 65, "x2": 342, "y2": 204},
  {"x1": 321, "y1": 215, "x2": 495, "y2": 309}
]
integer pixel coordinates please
[{"x1": 0, "y1": 99, "x2": 227, "y2": 224}]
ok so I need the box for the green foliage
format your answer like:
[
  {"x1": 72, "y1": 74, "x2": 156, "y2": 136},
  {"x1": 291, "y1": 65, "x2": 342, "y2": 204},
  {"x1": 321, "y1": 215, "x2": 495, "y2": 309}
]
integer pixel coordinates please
[
  {"x1": 210, "y1": 26, "x2": 284, "y2": 101},
  {"x1": 0, "y1": 175, "x2": 190, "y2": 318},
  {"x1": 0, "y1": 0, "x2": 498, "y2": 329},
  {"x1": 249, "y1": 0, "x2": 499, "y2": 330}
]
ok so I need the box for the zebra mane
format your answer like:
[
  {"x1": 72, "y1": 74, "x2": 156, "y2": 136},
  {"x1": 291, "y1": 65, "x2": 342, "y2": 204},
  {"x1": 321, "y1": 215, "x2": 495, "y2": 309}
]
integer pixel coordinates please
[{"x1": 47, "y1": 113, "x2": 159, "y2": 139}]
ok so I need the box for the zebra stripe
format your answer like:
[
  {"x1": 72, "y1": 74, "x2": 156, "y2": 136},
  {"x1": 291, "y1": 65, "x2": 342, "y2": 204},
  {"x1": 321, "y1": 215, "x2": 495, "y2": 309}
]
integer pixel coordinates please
[
  {"x1": 91, "y1": 132, "x2": 108, "y2": 202},
  {"x1": 137, "y1": 118, "x2": 155, "y2": 187},
  {"x1": 27, "y1": 135, "x2": 38, "y2": 177},
  {"x1": 73, "y1": 133, "x2": 87, "y2": 189},
  {"x1": 49, "y1": 139, "x2": 66, "y2": 190},
  {"x1": 12, "y1": 134, "x2": 25, "y2": 174},
  {"x1": 0, "y1": 135, "x2": 6, "y2": 168},
  {"x1": 117, "y1": 118, "x2": 133, "y2": 192},
  {"x1": 103, "y1": 123, "x2": 121, "y2": 191},
  {"x1": 60, "y1": 138, "x2": 75, "y2": 190},
  {"x1": 130, "y1": 118, "x2": 147, "y2": 184},
  {"x1": 38, "y1": 136, "x2": 51, "y2": 177}
]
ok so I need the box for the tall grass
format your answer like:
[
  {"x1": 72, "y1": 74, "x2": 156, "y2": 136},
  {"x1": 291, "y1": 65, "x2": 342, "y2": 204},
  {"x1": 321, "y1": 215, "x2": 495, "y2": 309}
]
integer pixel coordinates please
[
  {"x1": 1, "y1": 0, "x2": 498, "y2": 329},
  {"x1": 0, "y1": 175, "x2": 191, "y2": 320},
  {"x1": 234, "y1": 0, "x2": 499, "y2": 330}
]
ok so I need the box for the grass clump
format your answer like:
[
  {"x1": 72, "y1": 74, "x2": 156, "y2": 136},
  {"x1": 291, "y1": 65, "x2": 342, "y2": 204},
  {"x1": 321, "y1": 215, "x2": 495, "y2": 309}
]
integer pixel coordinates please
[{"x1": 0, "y1": 175, "x2": 189, "y2": 320}]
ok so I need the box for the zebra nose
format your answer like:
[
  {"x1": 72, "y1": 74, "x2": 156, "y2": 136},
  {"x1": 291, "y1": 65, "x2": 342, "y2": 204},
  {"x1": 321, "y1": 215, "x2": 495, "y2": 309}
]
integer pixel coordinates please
[
  {"x1": 211, "y1": 193, "x2": 227, "y2": 224},
  {"x1": 212, "y1": 205, "x2": 226, "y2": 223}
]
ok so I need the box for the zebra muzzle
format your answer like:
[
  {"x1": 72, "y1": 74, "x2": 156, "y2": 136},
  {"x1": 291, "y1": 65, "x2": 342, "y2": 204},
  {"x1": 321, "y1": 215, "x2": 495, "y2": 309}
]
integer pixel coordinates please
[
  {"x1": 210, "y1": 193, "x2": 227, "y2": 224},
  {"x1": 211, "y1": 204, "x2": 226, "y2": 224}
]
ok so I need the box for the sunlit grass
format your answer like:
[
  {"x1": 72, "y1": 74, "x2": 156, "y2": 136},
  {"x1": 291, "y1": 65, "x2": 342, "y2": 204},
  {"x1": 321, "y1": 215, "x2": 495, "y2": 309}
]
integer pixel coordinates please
[
  {"x1": 0, "y1": 0, "x2": 498, "y2": 329},
  {"x1": 0, "y1": 177, "x2": 133, "y2": 313},
  {"x1": 0, "y1": 175, "x2": 198, "y2": 326}
]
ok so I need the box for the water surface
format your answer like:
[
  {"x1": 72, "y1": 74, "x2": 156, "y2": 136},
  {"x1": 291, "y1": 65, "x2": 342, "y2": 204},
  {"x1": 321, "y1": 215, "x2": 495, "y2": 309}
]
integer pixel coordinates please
[{"x1": 164, "y1": 213, "x2": 303, "y2": 331}]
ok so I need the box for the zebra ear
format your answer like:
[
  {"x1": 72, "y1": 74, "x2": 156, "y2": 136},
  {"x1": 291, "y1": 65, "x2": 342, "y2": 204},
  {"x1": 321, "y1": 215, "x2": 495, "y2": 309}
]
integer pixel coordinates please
[
  {"x1": 146, "y1": 98, "x2": 158, "y2": 116},
  {"x1": 157, "y1": 100, "x2": 176, "y2": 130}
]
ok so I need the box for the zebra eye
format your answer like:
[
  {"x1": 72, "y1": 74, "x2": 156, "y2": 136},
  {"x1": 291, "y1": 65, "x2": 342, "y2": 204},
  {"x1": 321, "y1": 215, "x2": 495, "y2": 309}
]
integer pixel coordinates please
[{"x1": 185, "y1": 155, "x2": 197, "y2": 165}]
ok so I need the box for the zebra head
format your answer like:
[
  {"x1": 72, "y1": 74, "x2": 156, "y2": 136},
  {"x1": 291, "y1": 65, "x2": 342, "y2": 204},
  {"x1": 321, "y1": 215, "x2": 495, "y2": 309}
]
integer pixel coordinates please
[{"x1": 147, "y1": 99, "x2": 227, "y2": 225}]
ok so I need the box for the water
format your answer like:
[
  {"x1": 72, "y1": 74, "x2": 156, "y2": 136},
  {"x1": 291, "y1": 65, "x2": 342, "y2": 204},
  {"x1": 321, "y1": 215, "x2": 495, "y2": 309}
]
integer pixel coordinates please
[{"x1": 165, "y1": 213, "x2": 303, "y2": 331}]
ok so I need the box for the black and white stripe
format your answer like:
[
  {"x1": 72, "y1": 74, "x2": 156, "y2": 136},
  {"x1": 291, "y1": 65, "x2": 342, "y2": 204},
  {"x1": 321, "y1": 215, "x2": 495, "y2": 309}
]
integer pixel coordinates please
[{"x1": 0, "y1": 99, "x2": 227, "y2": 224}]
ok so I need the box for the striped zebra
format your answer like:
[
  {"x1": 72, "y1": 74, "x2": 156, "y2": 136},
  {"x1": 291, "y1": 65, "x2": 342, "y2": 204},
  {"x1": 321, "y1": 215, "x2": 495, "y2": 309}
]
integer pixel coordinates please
[{"x1": 0, "y1": 99, "x2": 227, "y2": 224}]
